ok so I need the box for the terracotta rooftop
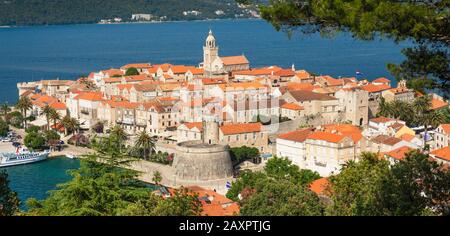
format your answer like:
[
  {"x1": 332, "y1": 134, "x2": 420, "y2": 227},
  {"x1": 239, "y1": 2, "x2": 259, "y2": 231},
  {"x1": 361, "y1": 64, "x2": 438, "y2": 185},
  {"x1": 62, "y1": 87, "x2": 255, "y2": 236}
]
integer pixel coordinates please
[
  {"x1": 439, "y1": 124, "x2": 450, "y2": 134},
  {"x1": 371, "y1": 135, "x2": 402, "y2": 146},
  {"x1": 277, "y1": 128, "x2": 314, "y2": 143},
  {"x1": 373, "y1": 77, "x2": 391, "y2": 83},
  {"x1": 281, "y1": 102, "x2": 304, "y2": 111},
  {"x1": 220, "y1": 55, "x2": 249, "y2": 66},
  {"x1": 430, "y1": 147, "x2": 450, "y2": 162},
  {"x1": 180, "y1": 122, "x2": 203, "y2": 131},
  {"x1": 288, "y1": 90, "x2": 337, "y2": 102},
  {"x1": 385, "y1": 146, "x2": 414, "y2": 161},
  {"x1": 370, "y1": 116, "x2": 395, "y2": 124},
  {"x1": 361, "y1": 84, "x2": 391, "y2": 93},
  {"x1": 185, "y1": 186, "x2": 239, "y2": 216},
  {"x1": 220, "y1": 123, "x2": 262, "y2": 135},
  {"x1": 309, "y1": 177, "x2": 330, "y2": 196},
  {"x1": 306, "y1": 131, "x2": 347, "y2": 143},
  {"x1": 431, "y1": 98, "x2": 448, "y2": 110},
  {"x1": 74, "y1": 92, "x2": 104, "y2": 101}
]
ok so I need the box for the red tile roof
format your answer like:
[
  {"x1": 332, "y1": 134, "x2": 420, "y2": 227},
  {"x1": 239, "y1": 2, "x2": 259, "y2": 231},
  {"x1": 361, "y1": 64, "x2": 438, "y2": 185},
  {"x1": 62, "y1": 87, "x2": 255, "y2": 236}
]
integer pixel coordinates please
[
  {"x1": 186, "y1": 186, "x2": 239, "y2": 216},
  {"x1": 370, "y1": 116, "x2": 395, "y2": 123},
  {"x1": 361, "y1": 84, "x2": 391, "y2": 93},
  {"x1": 373, "y1": 77, "x2": 390, "y2": 83},
  {"x1": 50, "y1": 102, "x2": 66, "y2": 110},
  {"x1": 281, "y1": 102, "x2": 304, "y2": 111},
  {"x1": 309, "y1": 178, "x2": 330, "y2": 196},
  {"x1": 385, "y1": 146, "x2": 414, "y2": 161},
  {"x1": 439, "y1": 124, "x2": 450, "y2": 134},
  {"x1": 278, "y1": 128, "x2": 314, "y2": 142},
  {"x1": 74, "y1": 92, "x2": 104, "y2": 101},
  {"x1": 220, "y1": 55, "x2": 249, "y2": 66},
  {"x1": 220, "y1": 123, "x2": 262, "y2": 135},
  {"x1": 307, "y1": 131, "x2": 346, "y2": 143},
  {"x1": 430, "y1": 147, "x2": 450, "y2": 162},
  {"x1": 431, "y1": 98, "x2": 449, "y2": 110}
]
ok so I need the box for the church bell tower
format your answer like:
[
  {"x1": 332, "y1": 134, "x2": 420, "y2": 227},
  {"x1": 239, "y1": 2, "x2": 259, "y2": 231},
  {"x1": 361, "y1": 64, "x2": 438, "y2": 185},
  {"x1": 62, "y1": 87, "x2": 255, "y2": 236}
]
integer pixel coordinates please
[{"x1": 203, "y1": 30, "x2": 219, "y2": 74}]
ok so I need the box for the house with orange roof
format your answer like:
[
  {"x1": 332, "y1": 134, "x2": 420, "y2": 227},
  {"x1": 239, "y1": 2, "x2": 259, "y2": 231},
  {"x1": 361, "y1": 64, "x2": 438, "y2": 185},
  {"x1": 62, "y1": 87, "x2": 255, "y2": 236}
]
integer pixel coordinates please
[
  {"x1": 185, "y1": 186, "x2": 240, "y2": 216},
  {"x1": 368, "y1": 116, "x2": 406, "y2": 137},
  {"x1": 39, "y1": 79, "x2": 74, "y2": 97},
  {"x1": 304, "y1": 130, "x2": 358, "y2": 176},
  {"x1": 433, "y1": 124, "x2": 450, "y2": 150},
  {"x1": 430, "y1": 147, "x2": 450, "y2": 165},
  {"x1": 282, "y1": 90, "x2": 340, "y2": 123},
  {"x1": 129, "y1": 83, "x2": 158, "y2": 102},
  {"x1": 315, "y1": 75, "x2": 345, "y2": 88},
  {"x1": 280, "y1": 102, "x2": 304, "y2": 120},
  {"x1": 92, "y1": 68, "x2": 125, "y2": 85},
  {"x1": 120, "y1": 63, "x2": 152, "y2": 73},
  {"x1": 66, "y1": 91, "x2": 104, "y2": 129},
  {"x1": 216, "y1": 82, "x2": 270, "y2": 101},
  {"x1": 372, "y1": 77, "x2": 391, "y2": 87},
  {"x1": 384, "y1": 146, "x2": 415, "y2": 165},
  {"x1": 292, "y1": 70, "x2": 313, "y2": 83},
  {"x1": 177, "y1": 122, "x2": 204, "y2": 143},
  {"x1": 232, "y1": 66, "x2": 282, "y2": 81},
  {"x1": 382, "y1": 80, "x2": 415, "y2": 102},
  {"x1": 136, "y1": 100, "x2": 179, "y2": 136},
  {"x1": 276, "y1": 128, "x2": 314, "y2": 167},
  {"x1": 387, "y1": 122, "x2": 416, "y2": 139},
  {"x1": 369, "y1": 134, "x2": 419, "y2": 152},
  {"x1": 219, "y1": 122, "x2": 268, "y2": 153},
  {"x1": 277, "y1": 124, "x2": 366, "y2": 176}
]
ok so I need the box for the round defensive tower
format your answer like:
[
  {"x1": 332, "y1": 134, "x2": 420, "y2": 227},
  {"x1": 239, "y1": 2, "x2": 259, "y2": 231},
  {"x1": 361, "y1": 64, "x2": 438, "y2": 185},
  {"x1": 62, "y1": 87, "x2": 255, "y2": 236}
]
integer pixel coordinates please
[{"x1": 174, "y1": 141, "x2": 233, "y2": 182}]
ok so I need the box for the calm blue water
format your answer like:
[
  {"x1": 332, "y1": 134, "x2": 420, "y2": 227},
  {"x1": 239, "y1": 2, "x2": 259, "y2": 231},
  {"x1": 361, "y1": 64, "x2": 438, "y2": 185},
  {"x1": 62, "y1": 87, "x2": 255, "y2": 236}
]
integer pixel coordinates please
[
  {"x1": 3, "y1": 157, "x2": 80, "y2": 209},
  {"x1": 0, "y1": 19, "x2": 410, "y2": 104}
]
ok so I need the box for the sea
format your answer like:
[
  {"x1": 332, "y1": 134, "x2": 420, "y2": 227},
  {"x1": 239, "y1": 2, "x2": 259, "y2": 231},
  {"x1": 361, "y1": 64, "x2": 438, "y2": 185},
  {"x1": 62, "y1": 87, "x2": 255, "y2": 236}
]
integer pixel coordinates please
[{"x1": 0, "y1": 19, "x2": 411, "y2": 208}]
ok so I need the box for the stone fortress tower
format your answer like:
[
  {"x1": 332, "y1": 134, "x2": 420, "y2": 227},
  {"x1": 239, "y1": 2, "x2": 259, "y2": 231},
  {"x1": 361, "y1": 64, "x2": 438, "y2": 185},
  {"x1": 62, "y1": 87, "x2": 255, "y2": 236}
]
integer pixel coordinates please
[
  {"x1": 202, "y1": 118, "x2": 220, "y2": 145},
  {"x1": 173, "y1": 119, "x2": 233, "y2": 183},
  {"x1": 203, "y1": 30, "x2": 219, "y2": 74}
]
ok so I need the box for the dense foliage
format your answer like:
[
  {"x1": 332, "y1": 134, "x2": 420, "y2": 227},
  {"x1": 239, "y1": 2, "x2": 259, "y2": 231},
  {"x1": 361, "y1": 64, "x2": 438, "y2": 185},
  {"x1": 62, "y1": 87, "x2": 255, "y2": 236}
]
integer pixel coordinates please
[
  {"x1": 328, "y1": 151, "x2": 450, "y2": 216},
  {"x1": 24, "y1": 132, "x2": 46, "y2": 150},
  {"x1": 239, "y1": 0, "x2": 449, "y2": 96},
  {"x1": 0, "y1": 118, "x2": 9, "y2": 137},
  {"x1": 26, "y1": 129, "x2": 202, "y2": 216},
  {"x1": 0, "y1": 170, "x2": 20, "y2": 216},
  {"x1": 230, "y1": 146, "x2": 260, "y2": 165},
  {"x1": 227, "y1": 156, "x2": 322, "y2": 215},
  {"x1": 0, "y1": 0, "x2": 256, "y2": 26}
]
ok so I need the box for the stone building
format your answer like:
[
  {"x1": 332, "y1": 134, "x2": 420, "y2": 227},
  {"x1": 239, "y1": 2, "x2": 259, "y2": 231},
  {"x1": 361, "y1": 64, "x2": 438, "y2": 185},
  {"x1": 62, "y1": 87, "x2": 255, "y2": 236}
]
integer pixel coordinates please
[{"x1": 335, "y1": 87, "x2": 369, "y2": 126}]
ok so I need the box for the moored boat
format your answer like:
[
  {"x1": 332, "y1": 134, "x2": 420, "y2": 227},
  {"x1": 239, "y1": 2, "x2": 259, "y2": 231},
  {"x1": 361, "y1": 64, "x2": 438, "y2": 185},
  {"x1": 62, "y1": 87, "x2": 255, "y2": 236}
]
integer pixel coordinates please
[{"x1": 0, "y1": 147, "x2": 50, "y2": 167}]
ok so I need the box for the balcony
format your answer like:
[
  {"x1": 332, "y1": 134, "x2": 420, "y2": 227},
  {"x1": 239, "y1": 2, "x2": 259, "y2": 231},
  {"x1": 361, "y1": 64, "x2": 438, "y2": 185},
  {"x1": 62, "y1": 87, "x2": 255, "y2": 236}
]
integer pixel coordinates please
[{"x1": 116, "y1": 117, "x2": 135, "y2": 125}]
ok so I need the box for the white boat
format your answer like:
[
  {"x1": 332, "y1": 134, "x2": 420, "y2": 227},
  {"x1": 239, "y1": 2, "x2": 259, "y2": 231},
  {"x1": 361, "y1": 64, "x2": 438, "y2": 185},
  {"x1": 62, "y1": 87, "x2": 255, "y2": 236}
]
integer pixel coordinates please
[
  {"x1": 0, "y1": 147, "x2": 50, "y2": 167},
  {"x1": 66, "y1": 154, "x2": 77, "y2": 159}
]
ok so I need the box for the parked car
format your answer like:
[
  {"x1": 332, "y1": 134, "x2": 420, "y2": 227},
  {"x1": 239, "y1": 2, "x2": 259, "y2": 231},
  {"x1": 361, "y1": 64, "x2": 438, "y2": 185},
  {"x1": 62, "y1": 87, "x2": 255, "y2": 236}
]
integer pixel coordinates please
[{"x1": 12, "y1": 142, "x2": 21, "y2": 147}]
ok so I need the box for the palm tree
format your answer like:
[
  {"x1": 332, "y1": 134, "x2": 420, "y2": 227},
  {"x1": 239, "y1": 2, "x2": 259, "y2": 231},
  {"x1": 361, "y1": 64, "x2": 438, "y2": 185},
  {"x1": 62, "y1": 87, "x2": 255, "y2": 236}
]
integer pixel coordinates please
[
  {"x1": 61, "y1": 115, "x2": 80, "y2": 136},
  {"x1": 152, "y1": 171, "x2": 162, "y2": 186},
  {"x1": 42, "y1": 105, "x2": 55, "y2": 131},
  {"x1": 134, "y1": 131, "x2": 155, "y2": 160},
  {"x1": 16, "y1": 96, "x2": 32, "y2": 128},
  {"x1": 0, "y1": 103, "x2": 11, "y2": 117},
  {"x1": 49, "y1": 109, "x2": 60, "y2": 131},
  {"x1": 421, "y1": 110, "x2": 446, "y2": 148}
]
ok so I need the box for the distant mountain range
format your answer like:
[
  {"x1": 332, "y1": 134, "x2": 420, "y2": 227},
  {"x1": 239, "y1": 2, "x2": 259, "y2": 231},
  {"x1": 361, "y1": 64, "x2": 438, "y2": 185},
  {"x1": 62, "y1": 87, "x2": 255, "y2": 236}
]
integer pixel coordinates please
[{"x1": 0, "y1": 0, "x2": 261, "y2": 26}]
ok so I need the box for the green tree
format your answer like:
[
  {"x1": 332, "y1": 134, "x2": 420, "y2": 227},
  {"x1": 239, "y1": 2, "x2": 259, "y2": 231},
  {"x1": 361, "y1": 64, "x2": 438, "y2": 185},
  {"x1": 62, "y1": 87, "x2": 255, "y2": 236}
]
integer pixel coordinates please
[
  {"x1": 0, "y1": 170, "x2": 20, "y2": 216},
  {"x1": 61, "y1": 115, "x2": 79, "y2": 136},
  {"x1": 16, "y1": 96, "x2": 32, "y2": 128},
  {"x1": 230, "y1": 146, "x2": 260, "y2": 165},
  {"x1": 152, "y1": 171, "x2": 162, "y2": 186},
  {"x1": 265, "y1": 156, "x2": 320, "y2": 185},
  {"x1": 379, "y1": 150, "x2": 450, "y2": 216},
  {"x1": 42, "y1": 105, "x2": 55, "y2": 131},
  {"x1": 44, "y1": 130, "x2": 61, "y2": 142},
  {"x1": 0, "y1": 118, "x2": 9, "y2": 137},
  {"x1": 49, "y1": 109, "x2": 60, "y2": 131},
  {"x1": 0, "y1": 103, "x2": 11, "y2": 117},
  {"x1": 125, "y1": 67, "x2": 139, "y2": 76},
  {"x1": 134, "y1": 131, "x2": 155, "y2": 160},
  {"x1": 25, "y1": 125, "x2": 40, "y2": 134},
  {"x1": 240, "y1": 178, "x2": 323, "y2": 216},
  {"x1": 6, "y1": 111, "x2": 23, "y2": 129},
  {"x1": 326, "y1": 152, "x2": 391, "y2": 216},
  {"x1": 239, "y1": 0, "x2": 449, "y2": 96},
  {"x1": 24, "y1": 132, "x2": 46, "y2": 150}
]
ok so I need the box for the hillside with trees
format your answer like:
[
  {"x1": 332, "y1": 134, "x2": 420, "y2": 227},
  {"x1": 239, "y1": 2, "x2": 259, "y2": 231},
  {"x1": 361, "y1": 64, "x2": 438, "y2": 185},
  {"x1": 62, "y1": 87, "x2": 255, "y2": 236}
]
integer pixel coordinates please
[{"x1": 0, "y1": 0, "x2": 260, "y2": 26}]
